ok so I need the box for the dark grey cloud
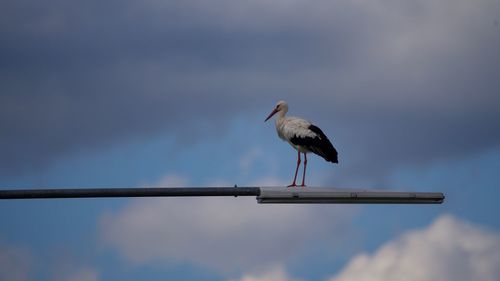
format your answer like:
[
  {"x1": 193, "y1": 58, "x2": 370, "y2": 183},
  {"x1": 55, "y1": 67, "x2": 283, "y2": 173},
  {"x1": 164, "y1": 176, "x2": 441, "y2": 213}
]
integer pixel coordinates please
[{"x1": 1, "y1": 0, "x2": 499, "y2": 178}]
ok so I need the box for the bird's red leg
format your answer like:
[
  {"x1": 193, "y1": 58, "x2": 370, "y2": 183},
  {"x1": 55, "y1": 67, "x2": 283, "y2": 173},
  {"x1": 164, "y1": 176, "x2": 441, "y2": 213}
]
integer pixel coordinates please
[
  {"x1": 300, "y1": 153, "x2": 307, "y2": 187},
  {"x1": 288, "y1": 150, "x2": 301, "y2": 187}
]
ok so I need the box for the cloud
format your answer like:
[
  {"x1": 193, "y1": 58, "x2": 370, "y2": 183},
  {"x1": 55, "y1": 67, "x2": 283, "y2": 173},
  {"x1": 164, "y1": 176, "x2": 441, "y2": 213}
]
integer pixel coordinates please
[
  {"x1": 155, "y1": 173, "x2": 189, "y2": 187},
  {"x1": 99, "y1": 175, "x2": 355, "y2": 274},
  {"x1": 1, "y1": 0, "x2": 499, "y2": 178},
  {"x1": 328, "y1": 214, "x2": 500, "y2": 281},
  {"x1": 0, "y1": 239, "x2": 31, "y2": 281},
  {"x1": 239, "y1": 147, "x2": 264, "y2": 175},
  {"x1": 228, "y1": 264, "x2": 302, "y2": 281},
  {"x1": 100, "y1": 197, "x2": 353, "y2": 274}
]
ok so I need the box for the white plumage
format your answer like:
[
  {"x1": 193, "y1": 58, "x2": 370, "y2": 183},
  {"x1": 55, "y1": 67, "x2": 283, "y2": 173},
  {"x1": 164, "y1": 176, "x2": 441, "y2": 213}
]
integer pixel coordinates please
[
  {"x1": 265, "y1": 100, "x2": 338, "y2": 187},
  {"x1": 277, "y1": 117, "x2": 316, "y2": 152}
]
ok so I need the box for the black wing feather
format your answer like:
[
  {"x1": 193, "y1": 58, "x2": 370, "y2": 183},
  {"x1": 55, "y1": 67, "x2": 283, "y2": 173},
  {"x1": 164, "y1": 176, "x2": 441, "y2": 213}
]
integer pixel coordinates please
[{"x1": 290, "y1": 125, "x2": 338, "y2": 163}]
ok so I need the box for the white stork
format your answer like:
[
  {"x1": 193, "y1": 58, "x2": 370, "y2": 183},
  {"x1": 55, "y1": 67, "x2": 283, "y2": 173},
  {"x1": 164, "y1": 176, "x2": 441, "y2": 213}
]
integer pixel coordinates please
[{"x1": 265, "y1": 100, "x2": 338, "y2": 187}]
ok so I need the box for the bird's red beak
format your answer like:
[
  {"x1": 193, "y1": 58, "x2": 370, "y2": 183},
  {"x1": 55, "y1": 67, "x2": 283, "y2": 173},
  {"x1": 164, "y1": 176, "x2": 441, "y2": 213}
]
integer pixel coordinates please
[{"x1": 265, "y1": 108, "x2": 278, "y2": 122}]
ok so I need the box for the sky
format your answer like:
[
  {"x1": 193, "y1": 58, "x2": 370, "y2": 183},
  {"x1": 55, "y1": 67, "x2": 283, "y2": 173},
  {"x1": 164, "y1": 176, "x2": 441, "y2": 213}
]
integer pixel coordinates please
[{"x1": 1, "y1": 0, "x2": 500, "y2": 280}]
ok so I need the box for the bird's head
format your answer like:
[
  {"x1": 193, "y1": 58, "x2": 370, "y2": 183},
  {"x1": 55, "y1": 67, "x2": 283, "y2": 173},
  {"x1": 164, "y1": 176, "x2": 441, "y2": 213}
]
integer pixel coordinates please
[{"x1": 265, "y1": 100, "x2": 288, "y2": 122}]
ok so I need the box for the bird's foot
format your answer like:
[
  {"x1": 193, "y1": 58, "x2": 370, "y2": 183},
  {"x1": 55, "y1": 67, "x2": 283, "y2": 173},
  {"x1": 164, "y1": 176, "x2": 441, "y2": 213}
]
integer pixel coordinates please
[
  {"x1": 299, "y1": 184, "x2": 306, "y2": 188},
  {"x1": 287, "y1": 184, "x2": 297, "y2": 188}
]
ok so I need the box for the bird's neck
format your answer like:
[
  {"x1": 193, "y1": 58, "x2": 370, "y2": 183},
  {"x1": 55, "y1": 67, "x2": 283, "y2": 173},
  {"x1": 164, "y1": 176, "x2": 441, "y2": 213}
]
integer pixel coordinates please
[{"x1": 275, "y1": 110, "x2": 286, "y2": 126}]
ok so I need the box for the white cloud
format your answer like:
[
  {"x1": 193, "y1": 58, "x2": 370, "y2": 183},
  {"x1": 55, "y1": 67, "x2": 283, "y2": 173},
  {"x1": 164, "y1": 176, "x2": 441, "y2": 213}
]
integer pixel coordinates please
[
  {"x1": 328, "y1": 214, "x2": 500, "y2": 281},
  {"x1": 228, "y1": 264, "x2": 302, "y2": 281},
  {"x1": 0, "y1": 240, "x2": 31, "y2": 281},
  {"x1": 100, "y1": 175, "x2": 355, "y2": 274},
  {"x1": 155, "y1": 173, "x2": 189, "y2": 187},
  {"x1": 239, "y1": 147, "x2": 264, "y2": 175}
]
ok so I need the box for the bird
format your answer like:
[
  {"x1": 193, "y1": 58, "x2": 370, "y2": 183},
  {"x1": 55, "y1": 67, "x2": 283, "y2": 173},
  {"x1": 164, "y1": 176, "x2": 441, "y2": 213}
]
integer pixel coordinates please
[{"x1": 265, "y1": 100, "x2": 338, "y2": 187}]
